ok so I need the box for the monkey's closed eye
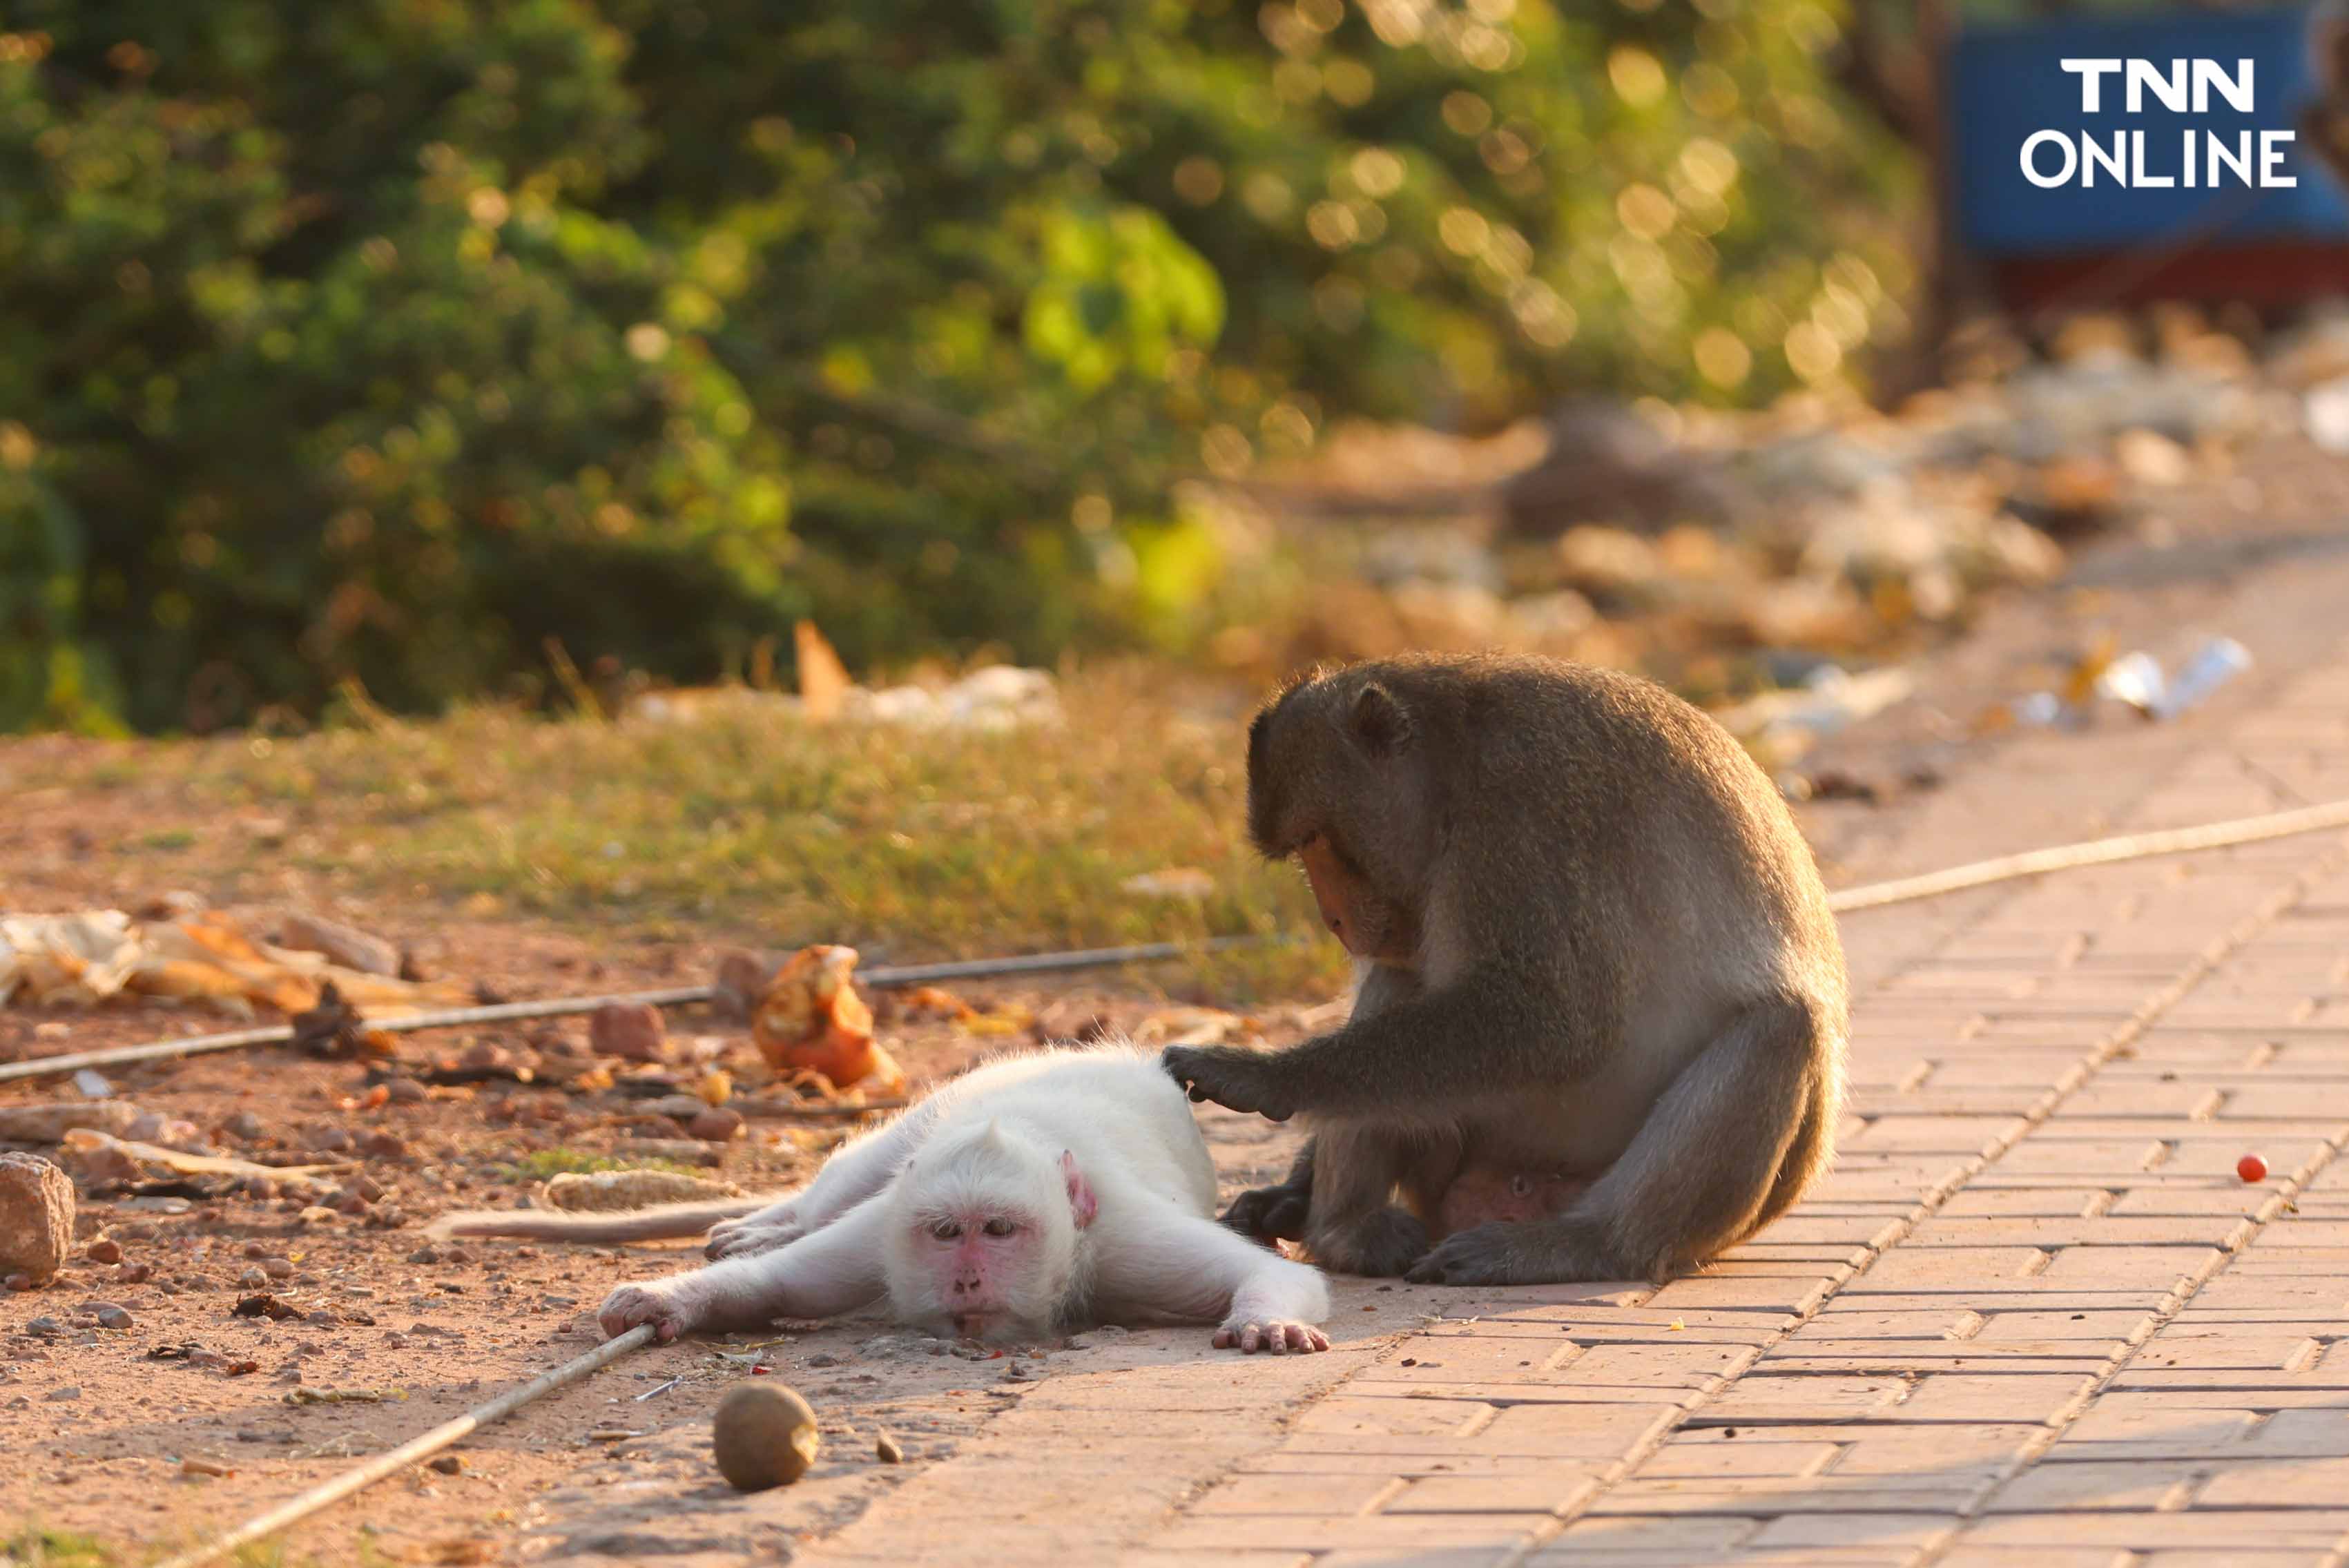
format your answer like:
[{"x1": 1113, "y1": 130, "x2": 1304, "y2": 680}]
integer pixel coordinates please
[
  {"x1": 929, "y1": 1219, "x2": 964, "y2": 1241},
  {"x1": 982, "y1": 1217, "x2": 1017, "y2": 1238}
]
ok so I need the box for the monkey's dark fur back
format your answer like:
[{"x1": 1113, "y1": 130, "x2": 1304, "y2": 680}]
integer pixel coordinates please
[{"x1": 1179, "y1": 652, "x2": 1848, "y2": 1287}]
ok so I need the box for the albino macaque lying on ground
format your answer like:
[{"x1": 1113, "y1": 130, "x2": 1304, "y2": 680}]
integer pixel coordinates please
[{"x1": 437, "y1": 1044, "x2": 1333, "y2": 1353}]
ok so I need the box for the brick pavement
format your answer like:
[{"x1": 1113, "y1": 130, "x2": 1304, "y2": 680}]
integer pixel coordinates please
[{"x1": 798, "y1": 589, "x2": 2349, "y2": 1565}]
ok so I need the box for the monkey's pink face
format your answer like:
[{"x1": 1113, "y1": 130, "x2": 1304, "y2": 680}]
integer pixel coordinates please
[
  {"x1": 915, "y1": 1210, "x2": 1051, "y2": 1342},
  {"x1": 1297, "y1": 833, "x2": 1417, "y2": 962}
]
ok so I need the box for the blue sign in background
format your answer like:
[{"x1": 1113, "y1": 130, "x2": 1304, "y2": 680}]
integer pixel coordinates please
[{"x1": 1953, "y1": 4, "x2": 2349, "y2": 255}]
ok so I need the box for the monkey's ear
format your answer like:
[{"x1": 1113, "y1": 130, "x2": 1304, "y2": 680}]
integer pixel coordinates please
[
  {"x1": 1060, "y1": 1150, "x2": 1099, "y2": 1229},
  {"x1": 1349, "y1": 683, "x2": 1413, "y2": 758}
]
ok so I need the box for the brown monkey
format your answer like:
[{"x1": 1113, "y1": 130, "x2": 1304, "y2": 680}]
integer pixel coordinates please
[{"x1": 1166, "y1": 652, "x2": 1847, "y2": 1286}]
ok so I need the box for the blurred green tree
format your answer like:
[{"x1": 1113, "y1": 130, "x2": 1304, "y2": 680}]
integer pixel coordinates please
[{"x1": 0, "y1": 0, "x2": 1911, "y2": 732}]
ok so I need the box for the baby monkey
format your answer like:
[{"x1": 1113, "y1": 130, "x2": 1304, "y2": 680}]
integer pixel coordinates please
[{"x1": 438, "y1": 1045, "x2": 1332, "y2": 1353}]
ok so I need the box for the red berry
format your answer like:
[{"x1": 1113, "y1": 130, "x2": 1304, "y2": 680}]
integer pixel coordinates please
[{"x1": 2237, "y1": 1154, "x2": 2269, "y2": 1183}]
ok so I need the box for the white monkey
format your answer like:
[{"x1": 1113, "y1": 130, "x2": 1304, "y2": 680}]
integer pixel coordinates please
[{"x1": 436, "y1": 1045, "x2": 1332, "y2": 1353}]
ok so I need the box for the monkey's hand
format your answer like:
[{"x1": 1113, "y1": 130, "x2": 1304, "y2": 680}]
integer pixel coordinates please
[
  {"x1": 597, "y1": 1280, "x2": 701, "y2": 1343},
  {"x1": 1221, "y1": 1181, "x2": 1311, "y2": 1244},
  {"x1": 1162, "y1": 1045, "x2": 1297, "y2": 1122},
  {"x1": 705, "y1": 1212, "x2": 804, "y2": 1260},
  {"x1": 1214, "y1": 1317, "x2": 1331, "y2": 1354}
]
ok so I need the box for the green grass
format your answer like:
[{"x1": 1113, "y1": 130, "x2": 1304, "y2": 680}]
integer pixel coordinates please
[
  {"x1": 1, "y1": 1530, "x2": 113, "y2": 1568},
  {"x1": 504, "y1": 1148, "x2": 699, "y2": 1181},
  {"x1": 7, "y1": 663, "x2": 1345, "y2": 1000}
]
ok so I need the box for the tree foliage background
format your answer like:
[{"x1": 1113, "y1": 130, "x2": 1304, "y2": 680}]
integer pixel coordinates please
[{"x1": 0, "y1": 0, "x2": 1913, "y2": 734}]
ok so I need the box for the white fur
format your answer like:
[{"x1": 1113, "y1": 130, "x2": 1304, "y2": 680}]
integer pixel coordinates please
[{"x1": 591, "y1": 1043, "x2": 1332, "y2": 1353}]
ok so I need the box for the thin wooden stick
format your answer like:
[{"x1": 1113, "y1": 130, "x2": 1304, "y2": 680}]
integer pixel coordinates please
[
  {"x1": 153, "y1": 1324, "x2": 657, "y2": 1568},
  {"x1": 1823, "y1": 797, "x2": 2349, "y2": 913},
  {"x1": 0, "y1": 935, "x2": 1282, "y2": 1085},
  {"x1": 14, "y1": 800, "x2": 2349, "y2": 1090}
]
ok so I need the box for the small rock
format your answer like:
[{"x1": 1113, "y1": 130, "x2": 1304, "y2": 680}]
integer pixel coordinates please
[
  {"x1": 26, "y1": 1317, "x2": 63, "y2": 1337},
  {"x1": 46, "y1": 1385, "x2": 81, "y2": 1402},
  {"x1": 384, "y1": 1078, "x2": 427, "y2": 1105},
  {"x1": 310, "y1": 1127, "x2": 354, "y2": 1154},
  {"x1": 687, "y1": 1108, "x2": 745, "y2": 1143},
  {"x1": 278, "y1": 911, "x2": 402, "y2": 977},
  {"x1": 222, "y1": 1112, "x2": 269, "y2": 1143},
  {"x1": 427, "y1": 1454, "x2": 464, "y2": 1475},
  {"x1": 93, "y1": 1304, "x2": 133, "y2": 1330},
  {"x1": 72, "y1": 1068, "x2": 114, "y2": 1100},
  {"x1": 117, "y1": 1262, "x2": 153, "y2": 1285},
  {"x1": 262, "y1": 1258, "x2": 295, "y2": 1279},
  {"x1": 590, "y1": 1001, "x2": 668, "y2": 1063},
  {"x1": 238, "y1": 1267, "x2": 269, "y2": 1288},
  {"x1": 86, "y1": 1239, "x2": 123, "y2": 1265},
  {"x1": 713, "y1": 952, "x2": 778, "y2": 1021},
  {"x1": 3, "y1": 1274, "x2": 32, "y2": 1293},
  {"x1": 407, "y1": 1244, "x2": 441, "y2": 1265},
  {"x1": 874, "y1": 1430, "x2": 904, "y2": 1464},
  {"x1": 0, "y1": 1153, "x2": 75, "y2": 1285},
  {"x1": 358, "y1": 1130, "x2": 408, "y2": 1159}
]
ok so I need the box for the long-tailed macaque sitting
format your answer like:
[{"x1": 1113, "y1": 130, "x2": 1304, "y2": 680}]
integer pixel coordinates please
[
  {"x1": 1165, "y1": 652, "x2": 1848, "y2": 1288},
  {"x1": 436, "y1": 1046, "x2": 1333, "y2": 1353}
]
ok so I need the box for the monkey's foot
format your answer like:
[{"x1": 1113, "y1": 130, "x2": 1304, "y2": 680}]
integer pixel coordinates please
[
  {"x1": 1404, "y1": 1216, "x2": 1622, "y2": 1286},
  {"x1": 597, "y1": 1281, "x2": 702, "y2": 1342},
  {"x1": 704, "y1": 1216, "x2": 803, "y2": 1260},
  {"x1": 1309, "y1": 1206, "x2": 1429, "y2": 1278},
  {"x1": 1220, "y1": 1181, "x2": 1310, "y2": 1244},
  {"x1": 1215, "y1": 1318, "x2": 1331, "y2": 1354},
  {"x1": 1162, "y1": 1045, "x2": 1297, "y2": 1122}
]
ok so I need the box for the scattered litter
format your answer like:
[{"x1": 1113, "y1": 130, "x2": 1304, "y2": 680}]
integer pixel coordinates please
[
  {"x1": 61, "y1": 1129, "x2": 345, "y2": 1183},
  {"x1": 180, "y1": 1457, "x2": 235, "y2": 1478},
  {"x1": 1714, "y1": 666, "x2": 1916, "y2": 766},
  {"x1": 633, "y1": 1376, "x2": 683, "y2": 1402},
  {"x1": 0, "y1": 909, "x2": 467, "y2": 1017},
  {"x1": 72, "y1": 1069, "x2": 113, "y2": 1099},
  {"x1": 2238, "y1": 1153, "x2": 2269, "y2": 1183},
  {"x1": 2157, "y1": 637, "x2": 2252, "y2": 720},
  {"x1": 752, "y1": 945, "x2": 903, "y2": 1094}
]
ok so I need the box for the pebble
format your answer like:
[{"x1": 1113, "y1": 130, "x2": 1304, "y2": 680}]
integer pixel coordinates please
[
  {"x1": 590, "y1": 1001, "x2": 669, "y2": 1063},
  {"x1": 86, "y1": 1239, "x2": 123, "y2": 1265},
  {"x1": 46, "y1": 1386, "x2": 81, "y2": 1401},
  {"x1": 238, "y1": 1267, "x2": 269, "y2": 1288},
  {"x1": 687, "y1": 1107, "x2": 745, "y2": 1143},
  {"x1": 278, "y1": 911, "x2": 403, "y2": 977},
  {"x1": 385, "y1": 1078, "x2": 427, "y2": 1105},
  {"x1": 875, "y1": 1430, "x2": 905, "y2": 1464},
  {"x1": 262, "y1": 1257, "x2": 294, "y2": 1279},
  {"x1": 223, "y1": 1112, "x2": 269, "y2": 1143},
  {"x1": 359, "y1": 1130, "x2": 408, "y2": 1159},
  {"x1": 0, "y1": 1153, "x2": 74, "y2": 1284},
  {"x1": 26, "y1": 1317, "x2": 62, "y2": 1337},
  {"x1": 93, "y1": 1304, "x2": 133, "y2": 1330},
  {"x1": 427, "y1": 1455, "x2": 463, "y2": 1475}
]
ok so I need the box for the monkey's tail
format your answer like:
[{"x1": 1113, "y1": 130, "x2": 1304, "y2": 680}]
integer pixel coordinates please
[{"x1": 426, "y1": 1197, "x2": 767, "y2": 1243}]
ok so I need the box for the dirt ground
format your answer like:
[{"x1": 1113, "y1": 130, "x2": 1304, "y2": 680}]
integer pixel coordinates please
[{"x1": 5, "y1": 429, "x2": 2346, "y2": 1565}]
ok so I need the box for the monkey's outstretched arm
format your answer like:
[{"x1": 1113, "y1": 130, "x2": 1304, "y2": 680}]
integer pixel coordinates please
[
  {"x1": 705, "y1": 1100, "x2": 941, "y2": 1259},
  {"x1": 599, "y1": 1194, "x2": 893, "y2": 1341},
  {"x1": 1094, "y1": 1203, "x2": 1331, "y2": 1353},
  {"x1": 1167, "y1": 965, "x2": 1593, "y2": 1120}
]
